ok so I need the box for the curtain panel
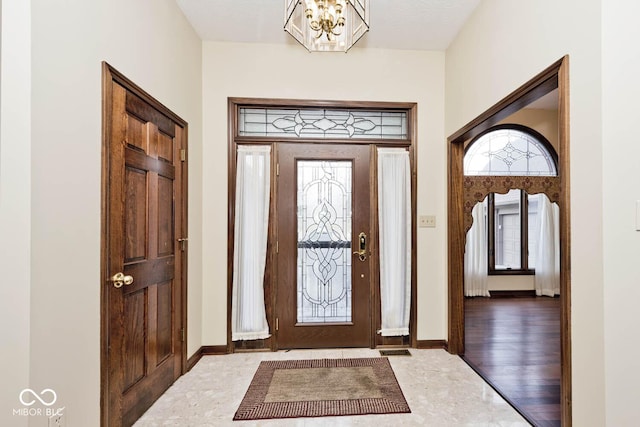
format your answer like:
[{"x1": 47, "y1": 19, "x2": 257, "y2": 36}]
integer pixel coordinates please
[
  {"x1": 464, "y1": 198, "x2": 490, "y2": 297},
  {"x1": 377, "y1": 148, "x2": 411, "y2": 336},
  {"x1": 535, "y1": 195, "x2": 560, "y2": 296},
  {"x1": 231, "y1": 146, "x2": 271, "y2": 341}
]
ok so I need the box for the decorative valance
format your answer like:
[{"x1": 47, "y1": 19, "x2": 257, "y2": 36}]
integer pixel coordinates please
[{"x1": 463, "y1": 175, "x2": 560, "y2": 232}]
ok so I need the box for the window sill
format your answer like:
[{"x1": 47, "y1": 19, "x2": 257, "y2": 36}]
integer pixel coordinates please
[{"x1": 488, "y1": 269, "x2": 535, "y2": 276}]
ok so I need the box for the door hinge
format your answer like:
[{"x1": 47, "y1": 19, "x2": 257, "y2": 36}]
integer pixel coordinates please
[
  {"x1": 181, "y1": 328, "x2": 185, "y2": 342},
  {"x1": 180, "y1": 149, "x2": 186, "y2": 162},
  {"x1": 275, "y1": 318, "x2": 279, "y2": 331},
  {"x1": 276, "y1": 163, "x2": 279, "y2": 176},
  {"x1": 178, "y1": 237, "x2": 188, "y2": 251},
  {"x1": 276, "y1": 240, "x2": 279, "y2": 254}
]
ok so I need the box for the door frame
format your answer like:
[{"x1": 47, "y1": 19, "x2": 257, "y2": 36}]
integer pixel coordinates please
[
  {"x1": 447, "y1": 56, "x2": 571, "y2": 426},
  {"x1": 227, "y1": 97, "x2": 417, "y2": 352},
  {"x1": 100, "y1": 62, "x2": 189, "y2": 426}
]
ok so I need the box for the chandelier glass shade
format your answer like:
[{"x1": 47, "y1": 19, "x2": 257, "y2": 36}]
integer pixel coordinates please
[{"x1": 284, "y1": 0, "x2": 369, "y2": 52}]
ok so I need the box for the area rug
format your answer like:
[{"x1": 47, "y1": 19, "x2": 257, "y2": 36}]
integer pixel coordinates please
[{"x1": 233, "y1": 357, "x2": 410, "y2": 421}]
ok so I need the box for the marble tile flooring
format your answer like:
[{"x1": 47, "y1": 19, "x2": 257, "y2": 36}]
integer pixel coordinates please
[{"x1": 135, "y1": 348, "x2": 530, "y2": 426}]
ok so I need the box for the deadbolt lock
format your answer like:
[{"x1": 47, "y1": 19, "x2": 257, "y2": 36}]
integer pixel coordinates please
[{"x1": 353, "y1": 232, "x2": 367, "y2": 262}]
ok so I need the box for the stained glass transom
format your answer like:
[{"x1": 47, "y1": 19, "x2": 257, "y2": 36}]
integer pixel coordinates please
[
  {"x1": 297, "y1": 161, "x2": 352, "y2": 323},
  {"x1": 464, "y1": 128, "x2": 557, "y2": 176},
  {"x1": 239, "y1": 108, "x2": 407, "y2": 139}
]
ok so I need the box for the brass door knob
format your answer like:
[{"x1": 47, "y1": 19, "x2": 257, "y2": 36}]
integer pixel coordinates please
[{"x1": 110, "y1": 272, "x2": 134, "y2": 288}]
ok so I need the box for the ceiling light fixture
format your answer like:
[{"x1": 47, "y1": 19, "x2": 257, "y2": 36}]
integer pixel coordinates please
[{"x1": 284, "y1": 0, "x2": 369, "y2": 52}]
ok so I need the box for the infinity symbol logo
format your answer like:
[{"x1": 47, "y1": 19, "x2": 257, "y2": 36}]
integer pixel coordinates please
[{"x1": 19, "y1": 389, "x2": 57, "y2": 407}]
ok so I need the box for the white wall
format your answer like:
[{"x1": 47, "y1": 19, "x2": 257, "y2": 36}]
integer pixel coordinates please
[
  {"x1": 488, "y1": 276, "x2": 533, "y2": 292},
  {"x1": 201, "y1": 41, "x2": 447, "y2": 344},
  {"x1": 28, "y1": 0, "x2": 202, "y2": 425},
  {"x1": 0, "y1": 1, "x2": 31, "y2": 426},
  {"x1": 602, "y1": 1, "x2": 640, "y2": 425},
  {"x1": 446, "y1": 0, "x2": 604, "y2": 425}
]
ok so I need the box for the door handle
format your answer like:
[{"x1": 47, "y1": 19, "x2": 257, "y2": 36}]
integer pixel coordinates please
[
  {"x1": 110, "y1": 272, "x2": 134, "y2": 288},
  {"x1": 353, "y1": 232, "x2": 367, "y2": 262}
]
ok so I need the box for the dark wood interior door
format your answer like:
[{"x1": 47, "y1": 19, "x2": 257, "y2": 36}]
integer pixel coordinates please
[
  {"x1": 103, "y1": 66, "x2": 187, "y2": 427},
  {"x1": 276, "y1": 143, "x2": 371, "y2": 348}
]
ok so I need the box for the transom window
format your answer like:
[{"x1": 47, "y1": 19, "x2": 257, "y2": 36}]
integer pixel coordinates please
[
  {"x1": 464, "y1": 125, "x2": 557, "y2": 176},
  {"x1": 238, "y1": 107, "x2": 408, "y2": 140}
]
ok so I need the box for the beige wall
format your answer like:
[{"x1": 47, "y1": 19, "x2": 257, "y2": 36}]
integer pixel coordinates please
[
  {"x1": 602, "y1": 1, "x2": 640, "y2": 425},
  {"x1": 24, "y1": 0, "x2": 203, "y2": 425},
  {"x1": 446, "y1": 0, "x2": 604, "y2": 425},
  {"x1": 201, "y1": 41, "x2": 447, "y2": 344},
  {"x1": 501, "y1": 108, "x2": 559, "y2": 150},
  {"x1": 0, "y1": 1, "x2": 31, "y2": 426}
]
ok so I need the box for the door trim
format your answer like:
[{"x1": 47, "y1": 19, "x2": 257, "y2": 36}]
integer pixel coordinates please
[
  {"x1": 100, "y1": 62, "x2": 188, "y2": 426},
  {"x1": 446, "y1": 56, "x2": 571, "y2": 426},
  {"x1": 227, "y1": 98, "x2": 417, "y2": 352}
]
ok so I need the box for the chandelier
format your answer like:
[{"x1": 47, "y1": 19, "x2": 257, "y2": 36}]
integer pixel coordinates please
[{"x1": 284, "y1": 0, "x2": 370, "y2": 52}]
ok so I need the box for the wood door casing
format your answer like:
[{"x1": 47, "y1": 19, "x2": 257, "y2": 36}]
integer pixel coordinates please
[
  {"x1": 447, "y1": 56, "x2": 571, "y2": 426},
  {"x1": 102, "y1": 63, "x2": 187, "y2": 427},
  {"x1": 276, "y1": 143, "x2": 371, "y2": 349},
  {"x1": 227, "y1": 99, "x2": 418, "y2": 352}
]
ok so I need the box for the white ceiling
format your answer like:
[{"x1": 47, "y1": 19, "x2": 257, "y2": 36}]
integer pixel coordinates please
[{"x1": 176, "y1": 0, "x2": 482, "y2": 51}]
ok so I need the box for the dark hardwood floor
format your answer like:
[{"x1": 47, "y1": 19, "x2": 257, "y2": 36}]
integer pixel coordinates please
[{"x1": 463, "y1": 296, "x2": 561, "y2": 427}]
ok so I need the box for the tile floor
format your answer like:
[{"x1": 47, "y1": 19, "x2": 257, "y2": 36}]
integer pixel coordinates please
[{"x1": 135, "y1": 348, "x2": 530, "y2": 426}]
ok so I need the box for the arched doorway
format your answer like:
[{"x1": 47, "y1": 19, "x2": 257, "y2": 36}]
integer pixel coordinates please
[{"x1": 447, "y1": 57, "x2": 571, "y2": 426}]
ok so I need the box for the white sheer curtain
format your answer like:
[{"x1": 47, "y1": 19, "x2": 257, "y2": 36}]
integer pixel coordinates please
[
  {"x1": 377, "y1": 148, "x2": 411, "y2": 336},
  {"x1": 231, "y1": 146, "x2": 271, "y2": 341},
  {"x1": 464, "y1": 198, "x2": 490, "y2": 297},
  {"x1": 534, "y1": 195, "x2": 560, "y2": 297}
]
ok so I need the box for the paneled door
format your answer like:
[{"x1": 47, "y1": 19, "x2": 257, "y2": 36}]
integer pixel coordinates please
[
  {"x1": 276, "y1": 143, "x2": 371, "y2": 348},
  {"x1": 102, "y1": 64, "x2": 187, "y2": 427}
]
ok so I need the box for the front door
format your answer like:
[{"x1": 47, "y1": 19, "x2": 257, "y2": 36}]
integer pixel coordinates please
[
  {"x1": 102, "y1": 64, "x2": 187, "y2": 427},
  {"x1": 276, "y1": 143, "x2": 371, "y2": 348}
]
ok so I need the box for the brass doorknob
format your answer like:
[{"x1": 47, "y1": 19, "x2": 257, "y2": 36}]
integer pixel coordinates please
[
  {"x1": 110, "y1": 272, "x2": 134, "y2": 288},
  {"x1": 352, "y1": 231, "x2": 367, "y2": 262}
]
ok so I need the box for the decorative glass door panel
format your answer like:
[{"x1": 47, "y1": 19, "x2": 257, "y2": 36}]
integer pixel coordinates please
[
  {"x1": 277, "y1": 143, "x2": 370, "y2": 348},
  {"x1": 297, "y1": 161, "x2": 353, "y2": 324}
]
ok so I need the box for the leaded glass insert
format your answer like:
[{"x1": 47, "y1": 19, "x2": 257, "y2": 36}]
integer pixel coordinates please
[
  {"x1": 297, "y1": 161, "x2": 352, "y2": 323},
  {"x1": 238, "y1": 108, "x2": 407, "y2": 139},
  {"x1": 464, "y1": 128, "x2": 557, "y2": 176}
]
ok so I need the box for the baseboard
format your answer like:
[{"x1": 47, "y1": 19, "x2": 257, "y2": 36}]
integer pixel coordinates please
[
  {"x1": 186, "y1": 345, "x2": 228, "y2": 371},
  {"x1": 187, "y1": 341, "x2": 447, "y2": 368},
  {"x1": 489, "y1": 290, "x2": 536, "y2": 298},
  {"x1": 186, "y1": 348, "x2": 202, "y2": 371},
  {"x1": 415, "y1": 340, "x2": 447, "y2": 350}
]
